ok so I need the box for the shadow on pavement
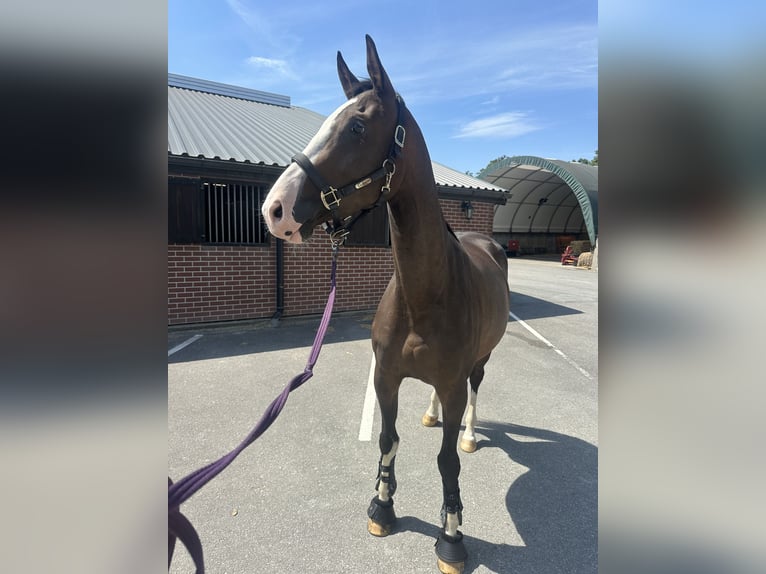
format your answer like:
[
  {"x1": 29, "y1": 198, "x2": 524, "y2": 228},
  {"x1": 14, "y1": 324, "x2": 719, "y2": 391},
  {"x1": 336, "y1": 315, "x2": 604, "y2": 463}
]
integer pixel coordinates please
[
  {"x1": 168, "y1": 310, "x2": 376, "y2": 363},
  {"x1": 383, "y1": 421, "x2": 597, "y2": 574},
  {"x1": 509, "y1": 291, "x2": 582, "y2": 321},
  {"x1": 474, "y1": 421, "x2": 597, "y2": 573},
  {"x1": 168, "y1": 292, "x2": 582, "y2": 364}
]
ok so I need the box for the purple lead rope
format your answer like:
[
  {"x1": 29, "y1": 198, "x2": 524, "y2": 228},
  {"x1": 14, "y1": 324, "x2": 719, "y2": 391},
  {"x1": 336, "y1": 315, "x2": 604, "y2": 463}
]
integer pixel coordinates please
[{"x1": 169, "y1": 249, "x2": 338, "y2": 573}]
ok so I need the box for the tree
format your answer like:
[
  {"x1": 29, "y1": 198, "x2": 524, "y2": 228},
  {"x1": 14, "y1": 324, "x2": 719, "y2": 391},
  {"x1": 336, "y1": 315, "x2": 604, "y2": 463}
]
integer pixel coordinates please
[
  {"x1": 573, "y1": 150, "x2": 598, "y2": 166},
  {"x1": 476, "y1": 155, "x2": 512, "y2": 179}
]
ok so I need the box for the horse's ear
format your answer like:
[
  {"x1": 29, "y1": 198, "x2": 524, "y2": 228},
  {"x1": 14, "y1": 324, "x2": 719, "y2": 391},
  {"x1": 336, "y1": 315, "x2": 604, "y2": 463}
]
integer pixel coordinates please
[
  {"x1": 365, "y1": 35, "x2": 394, "y2": 97},
  {"x1": 337, "y1": 51, "x2": 362, "y2": 100}
]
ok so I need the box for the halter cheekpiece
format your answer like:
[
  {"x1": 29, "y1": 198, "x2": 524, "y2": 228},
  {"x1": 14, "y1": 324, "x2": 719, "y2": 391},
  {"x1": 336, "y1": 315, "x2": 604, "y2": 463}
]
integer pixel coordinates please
[{"x1": 291, "y1": 94, "x2": 406, "y2": 246}]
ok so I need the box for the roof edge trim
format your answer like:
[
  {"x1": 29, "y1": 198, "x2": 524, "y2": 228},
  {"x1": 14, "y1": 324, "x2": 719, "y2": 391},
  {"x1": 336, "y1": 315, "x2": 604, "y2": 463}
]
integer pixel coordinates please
[
  {"x1": 437, "y1": 186, "x2": 508, "y2": 205},
  {"x1": 168, "y1": 73, "x2": 291, "y2": 107}
]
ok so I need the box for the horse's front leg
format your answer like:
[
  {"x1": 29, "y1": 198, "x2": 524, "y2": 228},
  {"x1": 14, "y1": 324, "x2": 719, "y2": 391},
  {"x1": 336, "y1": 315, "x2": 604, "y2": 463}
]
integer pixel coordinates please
[
  {"x1": 367, "y1": 363, "x2": 402, "y2": 537},
  {"x1": 435, "y1": 381, "x2": 469, "y2": 574}
]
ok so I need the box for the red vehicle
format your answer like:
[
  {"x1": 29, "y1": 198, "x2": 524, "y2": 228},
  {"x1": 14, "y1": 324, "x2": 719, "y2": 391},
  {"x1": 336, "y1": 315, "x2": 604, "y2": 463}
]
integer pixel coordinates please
[{"x1": 561, "y1": 245, "x2": 577, "y2": 265}]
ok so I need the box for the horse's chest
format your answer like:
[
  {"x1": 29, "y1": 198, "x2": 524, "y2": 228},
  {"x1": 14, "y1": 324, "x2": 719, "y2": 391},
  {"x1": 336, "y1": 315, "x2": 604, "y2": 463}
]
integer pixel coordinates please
[
  {"x1": 403, "y1": 333, "x2": 430, "y2": 362},
  {"x1": 400, "y1": 330, "x2": 469, "y2": 379}
]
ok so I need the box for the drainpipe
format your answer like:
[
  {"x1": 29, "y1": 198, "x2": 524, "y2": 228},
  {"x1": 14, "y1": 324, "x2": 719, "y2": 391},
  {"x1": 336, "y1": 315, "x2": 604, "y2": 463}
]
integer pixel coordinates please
[{"x1": 270, "y1": 238, "x2": 284, "y2": 325}]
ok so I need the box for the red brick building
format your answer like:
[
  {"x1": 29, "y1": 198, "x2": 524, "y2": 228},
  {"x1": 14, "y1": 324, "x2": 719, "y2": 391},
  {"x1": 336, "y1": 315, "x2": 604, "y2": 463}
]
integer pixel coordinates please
[{"x1": 168, "y1": 75, "x2": 507, "y2": 325}]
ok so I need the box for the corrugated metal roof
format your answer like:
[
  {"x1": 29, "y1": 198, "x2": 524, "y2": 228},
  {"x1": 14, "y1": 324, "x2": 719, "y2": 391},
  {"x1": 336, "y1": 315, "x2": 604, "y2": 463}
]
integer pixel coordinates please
[
  {"x1": 432, "y1": 161, "x2": 506, "y2": 192},
  {"x1": 168, "y1": 85, "x2": 324, "y2": 165},
  {"x1": 167, "y1": 76, "x2": 507, "y2": 193}
]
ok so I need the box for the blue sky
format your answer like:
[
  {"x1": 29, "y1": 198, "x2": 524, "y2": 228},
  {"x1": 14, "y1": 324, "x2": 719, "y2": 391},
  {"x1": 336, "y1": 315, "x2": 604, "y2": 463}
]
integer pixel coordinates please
[{"x1": 169, "y1": 0, "x2": 598, "y2": 175}]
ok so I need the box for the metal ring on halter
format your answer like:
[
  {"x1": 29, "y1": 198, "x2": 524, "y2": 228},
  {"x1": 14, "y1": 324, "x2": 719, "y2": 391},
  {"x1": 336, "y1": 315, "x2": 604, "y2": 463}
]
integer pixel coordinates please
[
  {"x1": 383, "y1": 158, "x2": 396, "y2": 176},
  {"x1": 394, "y1": 125, "x2": 406, "y2": 149}
]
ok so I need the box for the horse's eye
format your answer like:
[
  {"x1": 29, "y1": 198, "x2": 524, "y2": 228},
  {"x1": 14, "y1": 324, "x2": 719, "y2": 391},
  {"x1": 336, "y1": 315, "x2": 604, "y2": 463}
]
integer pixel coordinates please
[{"x1": 351, "y1": 121, "x2": 365, "y2": 135}]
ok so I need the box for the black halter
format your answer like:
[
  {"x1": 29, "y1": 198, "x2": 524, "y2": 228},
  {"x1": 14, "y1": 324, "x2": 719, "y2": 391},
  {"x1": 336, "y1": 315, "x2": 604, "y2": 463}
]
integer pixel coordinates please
[{"x1": 291, "y1": 94, "x2": 406, "y2": 245}]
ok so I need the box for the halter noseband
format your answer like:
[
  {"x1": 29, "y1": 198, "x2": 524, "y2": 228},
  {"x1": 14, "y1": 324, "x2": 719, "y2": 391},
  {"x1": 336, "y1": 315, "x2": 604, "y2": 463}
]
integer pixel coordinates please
[{"x1": 291, "y1": 94, "x2": 406, "y2": 245}]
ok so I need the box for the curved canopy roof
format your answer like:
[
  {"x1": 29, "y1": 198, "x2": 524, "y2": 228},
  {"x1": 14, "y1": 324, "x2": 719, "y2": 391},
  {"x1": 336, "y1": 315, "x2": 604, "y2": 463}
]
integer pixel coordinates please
[{"x1": 480, "y1": 156, "x2": 598, "y2": 244}]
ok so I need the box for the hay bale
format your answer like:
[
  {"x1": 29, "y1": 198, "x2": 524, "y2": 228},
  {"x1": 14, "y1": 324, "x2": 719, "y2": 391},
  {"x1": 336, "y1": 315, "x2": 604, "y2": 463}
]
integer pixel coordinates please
[
  {"x1": 577, "y1": 252, "x2": 593, "y2": 268},
  {"x1": 570, "y1": 240, "x2": 592, "y2": 257}
]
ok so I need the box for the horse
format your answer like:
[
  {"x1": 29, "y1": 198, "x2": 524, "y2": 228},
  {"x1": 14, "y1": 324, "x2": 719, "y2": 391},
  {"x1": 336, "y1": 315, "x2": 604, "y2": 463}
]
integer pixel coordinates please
[{"x1": 261, "y1": 35, "x2": 510, "y2": 574}]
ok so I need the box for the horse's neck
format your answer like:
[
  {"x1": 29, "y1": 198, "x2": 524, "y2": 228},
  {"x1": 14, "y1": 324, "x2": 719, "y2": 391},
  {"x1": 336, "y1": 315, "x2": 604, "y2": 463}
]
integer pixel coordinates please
[{"x1": 387, "y1": 164, "x2": 455, "y2": 316}]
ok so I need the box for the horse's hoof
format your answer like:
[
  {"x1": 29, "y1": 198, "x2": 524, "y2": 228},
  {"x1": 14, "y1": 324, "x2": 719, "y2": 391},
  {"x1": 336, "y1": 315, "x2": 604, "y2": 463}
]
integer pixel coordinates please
[
  {"x1": 459, "y1": 438, "x2": 477, "y2": 453},
  {"x1": 422, "y1": 414, "x2": 438, "y2": 427},
  {"x1": 436, "y1": 557, "x2": 465, "y2": 574},
  {"x1": 367, "y1": 517, "x2": 392, "y2": 537},
  {"x1": 435, "y1": 531, "x2": 467, "y2": 574},
  {"x1": 367, "y1": 496, "x2": 396, "y2": 537}
]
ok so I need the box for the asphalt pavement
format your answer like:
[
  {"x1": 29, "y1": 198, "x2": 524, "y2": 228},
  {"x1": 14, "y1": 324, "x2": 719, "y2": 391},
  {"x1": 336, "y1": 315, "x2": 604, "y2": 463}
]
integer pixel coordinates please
[{"x1": 168, "y1": 256, "x2": 598, "y2": 574}]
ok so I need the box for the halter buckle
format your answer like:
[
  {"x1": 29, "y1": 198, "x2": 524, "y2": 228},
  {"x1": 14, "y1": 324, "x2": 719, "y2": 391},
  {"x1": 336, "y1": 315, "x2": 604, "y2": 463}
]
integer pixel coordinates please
[
  {"x1": 321, "y1": 187, "x2": 341, "y2": 210},
  {"x1": 394, "y1": 125, "x2": 406, "y2": 149}
]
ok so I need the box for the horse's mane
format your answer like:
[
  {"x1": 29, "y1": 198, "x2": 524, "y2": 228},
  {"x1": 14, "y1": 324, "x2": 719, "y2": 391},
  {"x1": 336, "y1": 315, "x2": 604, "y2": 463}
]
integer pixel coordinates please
[{"x1": 350, "y1": 81, "x2": 451, "y2": 241}]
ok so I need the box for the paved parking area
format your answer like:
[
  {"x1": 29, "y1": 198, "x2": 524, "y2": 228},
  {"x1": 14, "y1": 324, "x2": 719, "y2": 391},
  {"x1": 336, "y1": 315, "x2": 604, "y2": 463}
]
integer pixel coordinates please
[{"x1": 169, "y1": 257, "x2": 597, "y2": 574}]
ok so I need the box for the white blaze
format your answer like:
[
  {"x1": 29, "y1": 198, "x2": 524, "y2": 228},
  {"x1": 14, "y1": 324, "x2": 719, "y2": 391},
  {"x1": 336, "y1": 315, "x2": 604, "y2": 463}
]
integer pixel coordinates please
[
  {"x1": 303, "y1": 97, "x2": 357, "y2": 159},
  {"x1": 260, "y1": 97, "x2": 358, "y2": 242}
]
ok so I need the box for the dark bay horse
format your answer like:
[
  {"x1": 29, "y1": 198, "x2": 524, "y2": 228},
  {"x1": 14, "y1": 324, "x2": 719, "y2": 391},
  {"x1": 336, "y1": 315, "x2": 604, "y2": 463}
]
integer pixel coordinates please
[{"x1": 261, "y1": 35, "x2": 510, "y2": 574}]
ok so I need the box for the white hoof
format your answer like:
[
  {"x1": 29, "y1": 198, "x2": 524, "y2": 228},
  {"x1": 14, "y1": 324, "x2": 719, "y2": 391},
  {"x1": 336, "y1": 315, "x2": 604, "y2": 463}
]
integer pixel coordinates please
[{"x1": 459, "y1": 438, "x2": 477, "y2": 453}]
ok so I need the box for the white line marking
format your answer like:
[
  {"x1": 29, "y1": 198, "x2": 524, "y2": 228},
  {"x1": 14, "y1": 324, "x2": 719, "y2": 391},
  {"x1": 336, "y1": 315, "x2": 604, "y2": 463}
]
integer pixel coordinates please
[
  {"x1": 509, "y1": 311, "x2": 593, "y2": 380},
  {"x1": 168, "y1": 334, "x2": 203, "y2": 357},
  {"x1": 358, "y1": 353, "x2": 377, "y2": 441}
]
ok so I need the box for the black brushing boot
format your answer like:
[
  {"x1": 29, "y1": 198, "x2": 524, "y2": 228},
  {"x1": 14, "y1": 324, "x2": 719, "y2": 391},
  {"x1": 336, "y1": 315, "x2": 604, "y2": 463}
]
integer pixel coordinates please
[
  {"x1": 435, "y1": 530, "x2": 467, "y2": 573},
  {"x1": 435, "y1": 489, "x2": 466, "y2": 573},
  {"x1": 367, "y1": 496, "x2": 396, "y2": 537}
]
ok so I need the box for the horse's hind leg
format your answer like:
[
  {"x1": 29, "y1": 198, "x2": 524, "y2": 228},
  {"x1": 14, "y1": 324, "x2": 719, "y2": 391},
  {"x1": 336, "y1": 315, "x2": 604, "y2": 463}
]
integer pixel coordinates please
[
  {"x1": 459, "y1": 353, "x2": 490, "y2": 453},
  {"x1": 422, "y1": 388, "x2": 440, "y2": 427},
  {"x1": 367, "y1": 364, "x2": 402, "y2": 537}
]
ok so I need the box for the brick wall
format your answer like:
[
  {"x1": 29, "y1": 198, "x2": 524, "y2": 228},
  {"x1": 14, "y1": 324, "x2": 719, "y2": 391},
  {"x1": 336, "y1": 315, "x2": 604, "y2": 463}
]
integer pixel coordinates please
[
  {"x1": 282, "y1": 239, "x2": 394, "y2": 316},
  {"x1": 440, "y1": 199, "x2": 496, "y2": 234},
  {"x1": 168, "y1": 198, "x2": 496, "y2": 325},
  {"x1": 168, "y1": 244, "x2": 276, "y2": 324}
]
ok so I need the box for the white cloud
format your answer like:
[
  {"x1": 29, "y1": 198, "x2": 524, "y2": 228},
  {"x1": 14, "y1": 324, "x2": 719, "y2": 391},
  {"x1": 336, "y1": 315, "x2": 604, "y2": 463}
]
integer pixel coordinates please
[
  {"x1": 454, "y1": 112, "x2": 541, "y2": 139},
  {"x1": 246, "y1": 56, "x2": 296, "y2": 79}
]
